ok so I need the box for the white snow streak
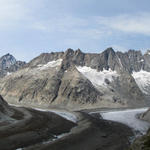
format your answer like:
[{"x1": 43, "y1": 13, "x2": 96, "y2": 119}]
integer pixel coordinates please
[
  {"x1": 116, "y1": 55, "x2": 123, "y2": 68},
  {"x1": 138, "y1": 59, "x2": 144, "y2": 62},
  {"x1": 37, "y1": 59, "x2": 62, "y2": 70},
  {"x1": 76, "y1": 66, "x2": 119, "y2": 87},
  {"x1": 7, "y1": 72, "x2": 12, "y2": 76},
  {"x1": 132, "y1": 70, "x2": 150, "y2": 94}
]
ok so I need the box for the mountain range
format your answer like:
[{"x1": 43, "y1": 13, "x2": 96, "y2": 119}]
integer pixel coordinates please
[{"x1": 0, "y1": 48, "x2": 150, "y2": 109}]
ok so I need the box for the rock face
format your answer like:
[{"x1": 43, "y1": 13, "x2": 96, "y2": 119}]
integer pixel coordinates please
[
  {"x1": 0, "y1": 48, "x2": 149, "y2": 109},
  {"x1": 0, "y1": 95, "x2": 9, "y2": 113},
  {"x1": 130, "y1": 130, "x2": 150, "y2": 150},
  {"x1": 140, "y1": 109, "x2": 150, "y2": 123},
  {"x1": 0, "y1": 53, "x2": 26, "y2": 77}
]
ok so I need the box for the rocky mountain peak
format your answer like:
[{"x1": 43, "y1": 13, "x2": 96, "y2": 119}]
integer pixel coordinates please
[
  {"x1": 98, "y1": 47, "x2": 118, "y2": 71},
  {"x1": 104, "y1": 47, "x2": 115, "y2": 54},
  {"x1": 64, "y1": 48, "x2": 74, "y2": 57},
  {"x1": 0, "y1": 54, "x2": 26, "y2": 77},
  {"x1": 101, "y1": 47, "x2": 116, "y2": 63},
  {"x1": 75, "y1": 49, "x2": 83, "y2": 54},
  {"x1": 127, "y1": 49, "x2": 142, "y2": 57},
  {"x1": 0, "y1": 53, "x2": 16, "y2": 70},
  {"x1": 61, "y1": 49, "x2": 85, "y2": 70}
]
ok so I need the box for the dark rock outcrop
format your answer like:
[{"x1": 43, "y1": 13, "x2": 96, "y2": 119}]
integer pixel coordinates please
[{"x1": 130, "y1": 109, "x2": 150, "y2": 150}]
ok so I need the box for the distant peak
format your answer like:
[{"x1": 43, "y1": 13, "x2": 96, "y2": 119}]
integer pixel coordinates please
[
  {"x1": 128, "y1": 49, "x2": 142, "y2": 56},
  {"x1": 75, "y1": 49, "x2": 83, "y2": 54},
  {"x1": 76, "y1": 48, "x2": 82, "y2": 52},
  {"x1": 65, "y1": 48, "x2": 74, "y2": 53},
  {"x1": 0, "y1": 53, "x2": 17, "y2": 67},
  {"x1": 2, "y1": 53, "x2": 15, "y2": 58},
  {"x1": 128, "y1": 49, "x2": 142, "y2": 52},
  {"x1": 105, "y1": 47, "x2": 114, "y2": 51},
  {"x1": 103, "y1": 47, "x2": 115, "y2": 54},
  {"x1": 64, "y1": 48, "x2": 74, "y2": 56}
]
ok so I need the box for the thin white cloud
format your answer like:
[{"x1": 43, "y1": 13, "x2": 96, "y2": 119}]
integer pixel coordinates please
[
  {"x1": 96, "y1": 13, "x2": 150, "y2": 36},
  {"x1": 0, "y1": 0, "x2": 28, "y2": 26},
  {"x1": 0, "y1": 1, "x2": 149, "y2": 37},
  {"x1": 31, "y1": 15, "x2": 112, "y2": 40},
  {"x1": 0, "y1": 0, "x2": 44, "y2": 28},
  {"x1": 32, "y1": 12, "x2": 150, "y2": 40},
  {"x1": 32, "y1": 16, "x2": 89, "y2": 32}
]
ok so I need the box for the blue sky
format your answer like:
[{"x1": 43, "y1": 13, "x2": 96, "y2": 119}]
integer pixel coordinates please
[{"x1": 0, "y1": 0, "x2": 150, "y2": 61}]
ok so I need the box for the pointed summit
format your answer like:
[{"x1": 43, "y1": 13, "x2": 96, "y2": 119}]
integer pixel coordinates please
[
  {"x1": 65, "y1": 48, "x2": 74, "y2": 54},
  {"x1": 103, "y1": 47, "x2": 115, "y2": 54},
  {"x1": 0, "y1": 53, "x2": 16, "y2": 69},
  {"x1": 0, "y1": 53, "x2": 26, "y2": 77}
]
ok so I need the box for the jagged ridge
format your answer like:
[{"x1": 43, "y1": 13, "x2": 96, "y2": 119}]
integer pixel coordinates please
[{"x1": 0, "y1": 48, "x2": 149, "y2": 109}]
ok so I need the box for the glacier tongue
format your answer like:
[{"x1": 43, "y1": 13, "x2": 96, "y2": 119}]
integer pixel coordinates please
[{"x1": 100, "y1": 108, "x2": 150, "y2": 135}]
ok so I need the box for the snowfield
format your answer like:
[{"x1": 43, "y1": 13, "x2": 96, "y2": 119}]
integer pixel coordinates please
[
  {"x1": 76, "y1": 66, "x2": 119, "y2": 87},
  {"x1": 132, "y1": 70, "x2": 150, "y2": 94},
  {"x1": 37, "y1": 59, "x2": 62, "y2": 70},
  {"x1": 99, "y1": 108, "x2": 150, "y2": 135}
]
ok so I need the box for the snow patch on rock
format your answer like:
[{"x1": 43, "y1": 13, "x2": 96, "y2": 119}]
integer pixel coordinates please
[
  {"x1": 138, "y1": 59, "x2": 144, "y2": 62},
  {"x1": 7, "y1": 72, "x2": 12, "y2": 76},
  {"x1": 37, "y1": 59, "x2": 62, "y2": 70},
  {"x1": 132, "y1": 70, "x2": 150, "y2": 94},
  {"x1": 76, "y1": 66, "x2": 119, "y2": 87}
]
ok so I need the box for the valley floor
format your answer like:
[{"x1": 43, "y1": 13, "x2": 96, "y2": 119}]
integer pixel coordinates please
[{"x1": 1, "y1": 102, "x2": 149, "y2": 150}]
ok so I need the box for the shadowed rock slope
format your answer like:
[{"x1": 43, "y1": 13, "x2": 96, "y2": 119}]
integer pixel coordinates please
[
  {"x1": 25, "y1": 112, "x2": 133, "y2": 150},
  {"x1": 0, "y1": 95, "x2": 76, "y2": 150},
  {"x1": 0, "y1": 95, "x2": 134, "y2": 150}
]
